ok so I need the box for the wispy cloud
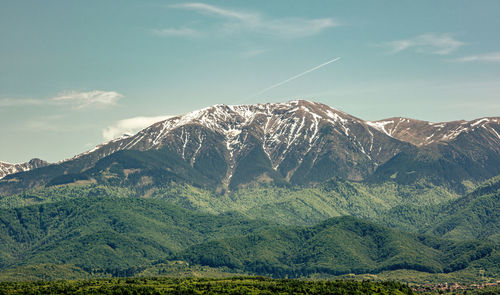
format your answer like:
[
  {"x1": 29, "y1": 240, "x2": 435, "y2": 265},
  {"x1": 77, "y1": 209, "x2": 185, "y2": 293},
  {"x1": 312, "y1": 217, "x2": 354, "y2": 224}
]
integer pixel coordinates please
[
  {"x1": 163, "y1": 2, "x2": 339, "y2": 38},
  {"x1": 384, "y1": 33, "x2": 464, "y2": 55},
  {"x1": 102, "y1": 115, "x2": 172, "y2": 141},
  {"x1": 453, "y1": 52, "x2": 500, "y2": 62},
  {"x1": 52, "y1": 90, "x2": 124, "y2": 109},
  {"x1": 152, "y1": 27, "x2": 198, "y2": 37},
  {"x1": 0, "y1": 90, "x2": 124, "y2": 109},
  {"x1": 172, "y1": 3, "x2": 253, "y2": 21}
]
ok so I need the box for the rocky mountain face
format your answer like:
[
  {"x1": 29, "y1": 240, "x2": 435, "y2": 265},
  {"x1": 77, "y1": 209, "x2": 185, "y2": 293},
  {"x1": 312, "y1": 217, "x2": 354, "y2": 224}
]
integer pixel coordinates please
[
  {"x1": 369, "y1": 116, "x2": 500, "y2": 189},
  {"x1": 78, "y1": 100, "x2": 409, "y2": 185},
  {"x1": 368, "y1": 116, "x2": 500, "y2": 146},
  {"x1": 1, "y1": 100, "x2": 499, "y2": 195},
  {"x1": 0, "y1": 158, "x2": 49, "y2": 179}
]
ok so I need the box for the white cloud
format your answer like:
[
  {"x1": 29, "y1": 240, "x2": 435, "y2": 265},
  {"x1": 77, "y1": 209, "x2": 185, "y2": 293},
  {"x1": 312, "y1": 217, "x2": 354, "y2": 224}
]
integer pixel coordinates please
[
  {"x1": 1, "y1": 90, "x2": 124, "y2": 109},
  {"x1": 384, "y1": 33, "x2": 464, "y2": 55},
  {"x1": 453, "y1": 52, "x2": 500, "y2": 62},
  {"x1": 172, "y1": 3, "x2": 254, "y2": 21},
  {"x1": 165, "y1": 3, "x2": 339, "y2": 38},
  {"x1": 102, "y1": 115, "x2": 172, "y2": 141},
  {"x1": 52, "y1": 90, "x2": 123, "y2": 109},
  {"x1": 152, "y1": 27, "x2": 198, "y2": 37}
]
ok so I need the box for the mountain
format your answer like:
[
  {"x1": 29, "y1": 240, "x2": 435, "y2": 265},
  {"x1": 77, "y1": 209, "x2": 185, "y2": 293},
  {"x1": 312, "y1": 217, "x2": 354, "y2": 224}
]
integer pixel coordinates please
[
  {"x1": 60, "y1": 100, "x2": 410, "y2": 187},
  {"x1": 368, "y1": 117, "x2": 500, "y2": 146},
  {"x1": 369, "y1": 117, "x2": 500, "y2": 190},
  {"x1": 0, "y1": 159, "x2": 49, "y2": 179},
  {"x1": 1, "y1": 100, "x2": 499, "y2": 282},
  {"x1": 1, "y1": 100, "x2": 499, "y2": 195}
]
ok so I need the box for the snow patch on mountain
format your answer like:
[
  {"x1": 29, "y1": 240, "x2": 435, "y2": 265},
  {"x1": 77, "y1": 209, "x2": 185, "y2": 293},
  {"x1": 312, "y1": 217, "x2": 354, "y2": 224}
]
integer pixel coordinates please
[{"x1": 366, "y1": 120, "x2": 394, "y2": 137}]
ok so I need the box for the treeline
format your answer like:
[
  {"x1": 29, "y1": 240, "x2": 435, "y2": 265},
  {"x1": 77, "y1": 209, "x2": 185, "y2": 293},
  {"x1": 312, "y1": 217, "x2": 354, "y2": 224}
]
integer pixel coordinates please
[{"x1": 0, "y1": 277, "x2": 414, "y2": 295}]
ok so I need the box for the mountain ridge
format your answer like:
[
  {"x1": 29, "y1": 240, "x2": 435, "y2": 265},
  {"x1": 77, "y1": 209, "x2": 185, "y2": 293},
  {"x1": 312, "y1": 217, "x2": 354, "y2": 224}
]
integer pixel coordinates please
[
  {"x1": 0, "y1": 159, "x2": 49, "y2": 179},
  {"x1": 368, "y1": 116, "x2": 500, "y2": 146},
  {"x1": 1, "y1": 100, "x2": 499, "y2": 194}
]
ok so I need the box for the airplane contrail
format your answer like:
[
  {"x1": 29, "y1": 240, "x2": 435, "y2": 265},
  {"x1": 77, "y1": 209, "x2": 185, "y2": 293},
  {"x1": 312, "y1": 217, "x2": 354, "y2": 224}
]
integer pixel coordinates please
[{"x1": 251, "y1": 57, "x2": 341, "y2": 98}]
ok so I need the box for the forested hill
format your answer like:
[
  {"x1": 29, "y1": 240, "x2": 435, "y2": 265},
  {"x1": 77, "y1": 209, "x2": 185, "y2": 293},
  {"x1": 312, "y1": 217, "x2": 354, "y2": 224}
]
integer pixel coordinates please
[{"x1": 0, "y1": 195, "x2": 498, "y2": 279}]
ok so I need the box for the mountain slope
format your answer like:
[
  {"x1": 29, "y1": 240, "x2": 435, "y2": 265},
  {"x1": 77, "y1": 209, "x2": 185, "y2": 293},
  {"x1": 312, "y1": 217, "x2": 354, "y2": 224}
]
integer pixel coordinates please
[
  {"x1": 378, "y1": 175, "x2": 500, "y2": 244},
  {"x1": 0, "y1": 196, "x2": 271, "y2": 274},
  {"x1": 0, "y1": 178, "x2": 459, "y2": 230},
  {"x1": 177, "y1": 216, "x2": 498, "y2": 277},
  {"x1": 0, "y1": 159, "x2": 48, "y2": 179},
  {"x1": 75, "y1": 100, "x2": 410, "y2": 188},
  {"x1": 429, "y1": 176, "x2": 500, "y2": 243},
  {"x1": 370, "y1": 122, "x2": 500, "y2": 191},
  {"x1": 146, "y1": 179, "x2": 457, "y2": 226},
  {"x1": 369, "y1": 117, "x2": 500, "y2": 146}
]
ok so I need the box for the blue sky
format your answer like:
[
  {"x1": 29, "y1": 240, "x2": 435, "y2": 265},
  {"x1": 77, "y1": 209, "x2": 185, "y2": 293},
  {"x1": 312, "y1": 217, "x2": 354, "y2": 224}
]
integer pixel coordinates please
[{"x1": 1, "y1": 0, "x2": 500, "y2": 163}]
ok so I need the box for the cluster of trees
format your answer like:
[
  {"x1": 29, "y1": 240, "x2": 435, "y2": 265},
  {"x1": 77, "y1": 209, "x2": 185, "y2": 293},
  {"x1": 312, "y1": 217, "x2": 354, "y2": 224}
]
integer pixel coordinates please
[{"x1": 0, "y1": 277, "x2": 414, "y2": 295}]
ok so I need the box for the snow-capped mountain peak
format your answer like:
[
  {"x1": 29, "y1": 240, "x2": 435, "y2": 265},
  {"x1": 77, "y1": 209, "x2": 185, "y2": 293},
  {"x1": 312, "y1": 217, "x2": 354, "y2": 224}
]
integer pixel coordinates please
[
  {"x1": 52, "y1": 101, "x2": 499, "y2": 182},
  {"x1": 2, "y1": 101, "x2": 499, "y2": 189},
  {"x1": 51, "y1": 100, "x2": 406, "y2": 188},
  {"x1": 0, "y1": 158, "x2": 49, "y2": 179}
]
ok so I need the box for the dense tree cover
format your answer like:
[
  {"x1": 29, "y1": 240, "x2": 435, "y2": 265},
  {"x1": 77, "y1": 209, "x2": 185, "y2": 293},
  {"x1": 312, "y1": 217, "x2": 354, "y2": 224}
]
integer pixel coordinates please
[
  {"x1": 0, "y1": 277, "x2": 414, "y2": 295},
  {"x1": 0, "y1": 264, "x2": 89, "y2": 281},
  {"x1": 0, "y1": 196, "x2": 497, "y2": 280},
  {"x1": 0, "y1": 196, "x2": 272, "y2": 275},
  {"x1": 378, "y1": 176, "x2": 500, "y2": 244},
  {"x1": 1, "y1": 178, "x2": 459, "y2": 225},
  {"x1": 177, "y1": 216, "x2": 498, "y2": 277},
  {"x1": 2, "y1": 276, "x2": 499, "y2": 294},
  {"x1": 0, "y1": 185, "x2": 134, "y2": 209},
  {"x1": 0, "y1": 171, "x2": 499, "y2": 282}
]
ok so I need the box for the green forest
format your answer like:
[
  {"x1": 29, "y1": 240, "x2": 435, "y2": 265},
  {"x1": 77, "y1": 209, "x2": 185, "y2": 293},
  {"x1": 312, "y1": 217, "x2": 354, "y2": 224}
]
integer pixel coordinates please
[
  {"x1": 0, "y1": 175, "x2": 499, "y2": 283},
  {"x1": 0, "y1": 277, "x2": 415, "y2": 295}
]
